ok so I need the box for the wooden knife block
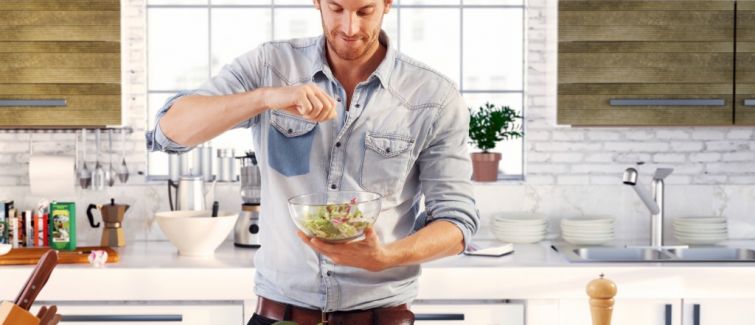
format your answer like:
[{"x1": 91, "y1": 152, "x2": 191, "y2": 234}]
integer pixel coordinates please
[{"x1": 0, "y1": 301, "x2": 40, "y2": 325}]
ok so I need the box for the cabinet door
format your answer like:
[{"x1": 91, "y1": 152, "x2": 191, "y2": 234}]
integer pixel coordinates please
[
  {"x1": 558, "y1": 0, "x2": 734, "y2": 126},
  {"x1": 411, "y1": 301, "x2": 524, "y2": 325},
  {"x1": 558, "y1": 299, "x2": 681, "y2": 325},
  {"x1": 33, "y1": 303, "x2": 243, "y2": 325},
  {"x1": 736, "y1": 0, "x2": 755, "y2": 125},
  {"x1": 682, "y1": 299, "x2": 755, "y2": 325},
  {"x1": 0, "y1": 0, "x2": 121, "y2": 127}
]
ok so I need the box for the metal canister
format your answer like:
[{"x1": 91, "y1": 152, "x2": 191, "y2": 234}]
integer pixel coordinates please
[
  {"x1": 216, "y1": 148, "x2": 236, "y2": 182},
  {"x1": 168, "y1": 153, "x2": 181, "y2": 182},
  {"x1": 200, "y1": 144, "x2": 214, "y2": 181}
]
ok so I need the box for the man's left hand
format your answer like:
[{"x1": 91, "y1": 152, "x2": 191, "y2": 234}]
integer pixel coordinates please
[{"x1": 297, "y1": 227, "x2": 395, "y2": 272}]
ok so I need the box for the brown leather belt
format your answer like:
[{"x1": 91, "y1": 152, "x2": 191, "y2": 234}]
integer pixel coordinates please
[{"x1": 255, "y1": 296, "x2": 414, "y2": 325}]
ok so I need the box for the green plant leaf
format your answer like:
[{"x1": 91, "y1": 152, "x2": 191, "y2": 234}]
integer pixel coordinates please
[{"x1": 468, "y1": 102, "x2": 523, "y2": 152}]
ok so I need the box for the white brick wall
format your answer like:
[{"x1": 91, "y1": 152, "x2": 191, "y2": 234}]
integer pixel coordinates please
[{"x1": 525, "y1": 0, "x2": 755, "y2": 185}]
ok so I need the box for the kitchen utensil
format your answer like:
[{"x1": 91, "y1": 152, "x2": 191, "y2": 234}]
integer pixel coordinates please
[
  {"x1": 587, "y1": 274, "x2": 617, "y2": 325},
  {"x1": 0, "y1": 244, "x2": 10, "y2": 256},
  {"x1": 155, "y1": 210, "x2": 236, "y2": 257},
  {"x1": 117, "y1": 129, "x2": 129, "y2": 183},
  {"x1": 288, "y1": 191, "x2": 382, "y2": 243},
  {"x1": 14, "y1": 250, "x2": 58, "y2": 310},
  {"x1": 211, "y1": 201, "x2": 219, "y2": 217},
  {"x1": 77, "y1": 129, "x2": 92, "y2": 189},
  {"x1": 238, "y1": 151, "x2": 260, "y2": 204},
  {"x1": 92, "y1": 129, "x2": 106, "y2": 191},
  {"x1": 234, "y1": 203, "x2": 261, "y2": 248},
  {"x1": 106, "y1": 130, "x2": 116, "y2": 187},
  {"x1": 169, "y1": 175, "x2": 207, "y2": 211},
  {"x1": 0, "y1": 246, "x2": 119, "y2": 265},
  {"x1": 37, "y1": 305, "x2": 61, "y2": 325},
  {"x1": 86, "y1": 198, "x2": 130, "y2": 247}
]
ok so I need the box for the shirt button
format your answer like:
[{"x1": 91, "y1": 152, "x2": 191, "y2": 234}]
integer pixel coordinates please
[
  {"x1": 335, "y1": 142, "x2": 341, "y2": 147},
  {"x1": 355, "y1": 104, "x2": 361, "y2": 108},
  {"x1": 330, "y1": 184, "x2": 337, "y2": 190},
  {"x1": 287, "y1": 128, "x2": 293, "y2": 134},
  {"x1": 336, "y1": 98, "x2": 342, "y2": 102},
  {"x1": 326, "y1": 271, "x2": 332, "y2": 276},
  {"x1": 385, "y1": 147, "x2": 391, "y2": 153}
]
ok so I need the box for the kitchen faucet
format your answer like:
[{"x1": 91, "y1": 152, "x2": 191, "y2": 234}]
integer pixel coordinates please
[{"x1": 622, "y1": 167, "x2": 674, "y2": 248}]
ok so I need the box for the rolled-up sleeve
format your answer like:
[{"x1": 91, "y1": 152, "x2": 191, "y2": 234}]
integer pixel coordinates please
[
  {"x1": 415, "y1": 89, "x2": 480, "y2": 252},
  {"x1": 146, "y1": 44, "x2": 268, "y2": 153}
]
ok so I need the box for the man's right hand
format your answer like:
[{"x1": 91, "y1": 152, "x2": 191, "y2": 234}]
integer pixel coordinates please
[{"x1": 264, "y1": 83, "x2": 337, "y2": 122}]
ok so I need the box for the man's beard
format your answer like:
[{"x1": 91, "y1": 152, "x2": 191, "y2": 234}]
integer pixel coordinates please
[{"x1": 322, "y1": 21, "x2": 381, "y2": 61}]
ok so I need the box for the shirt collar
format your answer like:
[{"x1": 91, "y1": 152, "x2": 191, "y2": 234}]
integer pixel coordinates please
[{"x1": 311, "y1": 30, "x2": 395, "y2": 89}]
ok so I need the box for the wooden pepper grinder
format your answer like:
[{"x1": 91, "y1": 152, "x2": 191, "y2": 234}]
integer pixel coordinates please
[{"x1": 586, "y1": 273, "x2": 617, "y2": 325}]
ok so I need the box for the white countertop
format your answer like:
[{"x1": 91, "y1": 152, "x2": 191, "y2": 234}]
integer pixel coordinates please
[{"x1": 2, "y1": 240, "x2": 755, "y2": 302}]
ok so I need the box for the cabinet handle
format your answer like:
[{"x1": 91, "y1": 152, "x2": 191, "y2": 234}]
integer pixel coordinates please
[
  {"x1": 609, "y1": 99, "x2": 725, "y2": 107},
  {"x1": 744, "y1": 99, "x2": 755, "y2": 106},
  {"x1": 60, "y1": 314, "x2": 182, "y2": 322},
  {"x1": 693, "y1": 304, "x2": 701, "y2": 325},
  {"x1": 664, "y1": 304, "x2": 672, "y2": 325},
  {"x1": 414, "y1": 313, "x2": 465, "y2": 321},
  {"x1": 0, "y1": 99, "x2": 67, "y2": 107}
]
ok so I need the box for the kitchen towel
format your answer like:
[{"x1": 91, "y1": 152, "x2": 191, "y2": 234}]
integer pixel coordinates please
[{"x1": 29, "y1": 155, "x2": 75, "y2": 197}]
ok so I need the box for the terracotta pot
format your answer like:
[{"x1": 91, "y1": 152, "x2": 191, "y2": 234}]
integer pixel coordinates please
[{"x1": 471, "y1": 152, "x2": 501, "y2": 182}]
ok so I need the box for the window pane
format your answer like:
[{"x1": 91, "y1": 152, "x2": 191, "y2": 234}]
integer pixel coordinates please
[
  {"x1": 382, "y1": 10, "x2": 399, "y2": 43},
  {"x1": 463, "y1": 8, "x2": 522, "y2": 91},
  {"x1": 464, "y1": 0, "x2": 523, "y2": 5},
  {"x1": 463, "y1": 92, "x2": 523, "y2": 175},
  {"x1": 274, "y1": 8, "x2": 323, "y2": 39},
  {"x1": 149, "y1": 0, "x2": 207, "y2": 5},
  {"x1": 399, "y1": 0, "x2": 460, "y2": 5},
  {"x1": 211, "y1": 0, "x2": 270, "y2": 4},
  {"x1": 148, "y1": 9, "x2": 209, "y2": 90},
  {"x1": 211, "y1": 9, "x2": 272, "y2": 75},
  {"x1": 400, "y1": 8, "x2": 460, "y2": 85},
  {"x1": 211, "y1": 128, "x2": 254, "y2": 159},
  {"x1": 275, "y1": 0, "x2": 311, "y2": 5}
]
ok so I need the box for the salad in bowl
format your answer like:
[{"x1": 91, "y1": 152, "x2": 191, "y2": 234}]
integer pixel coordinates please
[{"x1": 288, "y1": 191, "x2": 382, "y2": 242}]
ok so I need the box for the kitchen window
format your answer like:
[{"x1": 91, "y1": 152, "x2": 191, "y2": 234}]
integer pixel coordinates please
[{"x1": 146, "y1": 0, "x2": 525, "y2": 179}]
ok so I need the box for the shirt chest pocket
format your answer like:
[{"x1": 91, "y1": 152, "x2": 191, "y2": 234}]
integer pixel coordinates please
[
  {"x1": 360, "y1": 132, "x2": 415, "y2": 196},
  {"x1": 268, "y1": 111, "x2": 318, "y2": 177}
]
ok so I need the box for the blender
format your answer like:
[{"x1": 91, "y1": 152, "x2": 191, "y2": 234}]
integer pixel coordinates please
[{"x1": 234, "y1": 152, "x2": 261, "y2": 248}]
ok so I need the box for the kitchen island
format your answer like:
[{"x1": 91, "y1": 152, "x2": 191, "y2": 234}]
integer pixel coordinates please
[{"x1": 2, "y1": 240, "x2": 755, "y2": 324}]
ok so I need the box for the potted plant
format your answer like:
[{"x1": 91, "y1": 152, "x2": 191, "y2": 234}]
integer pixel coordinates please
[{"x1": 468, "y1": 102, "x2": 523, "y2": 182}]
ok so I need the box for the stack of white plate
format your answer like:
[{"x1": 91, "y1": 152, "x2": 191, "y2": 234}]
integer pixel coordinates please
[
  {"x1": 673, "y1": 217, "x2": 728, "y2": 245},
  {"x1": 490, "y1": 213, "x2": 547, "y2": 244},
  {"x1": 561, "y1": 217, "x2": 615, "y2": 245}
]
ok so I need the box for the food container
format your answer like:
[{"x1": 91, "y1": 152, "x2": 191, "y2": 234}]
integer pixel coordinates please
[{"x1": 288, "y1": 191, "x2": 382, "y2": 242}]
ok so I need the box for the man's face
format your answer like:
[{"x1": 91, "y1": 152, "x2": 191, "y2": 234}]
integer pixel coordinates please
[{"x1": 315, "y1": 0, "x2": 391, "y2": 61}]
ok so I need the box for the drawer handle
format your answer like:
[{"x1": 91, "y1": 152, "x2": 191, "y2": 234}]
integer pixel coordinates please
[
  {"x1": 693, "y1": 304, "x2": 701, "y2": 325},
  {"x1": 665, "y1": 304, "x2": 672, "y2": 325},
  {"x1": 0, "y1": 99, "x2": 67, "y2": 107},
  {"x1": 744, "y1": 99, "x2": 755, "y2": 106},
  {"x1": 61, "y1": 314, "x2": 182, "y2": 322},
  {"x1": 415, "y1": 313, "x2": 465, "y2": 321},
  {"x1": 609, "y1": 99, "x2": 725, "y2": 107}
]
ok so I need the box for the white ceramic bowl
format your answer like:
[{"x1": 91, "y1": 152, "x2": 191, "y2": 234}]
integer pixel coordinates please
[
  {"x1": 0, "y1": 244, "x2": 11, "y2": 256},
  {"x1": 155, "y1": 210, "x2": 237, "y2": 257}
]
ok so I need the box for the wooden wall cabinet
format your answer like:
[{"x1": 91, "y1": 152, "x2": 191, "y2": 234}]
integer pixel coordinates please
[
  {"x1": 736, "y1": 0, "x2": 755, "y2": 124},
  {"x1": 558, "y1": 0, "x2": 738, "y2": 126},
  {"x1": 0, "y1": 0, "x2": 121, "y2": 127}
]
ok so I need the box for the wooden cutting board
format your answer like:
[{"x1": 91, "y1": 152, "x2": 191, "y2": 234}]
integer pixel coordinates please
[{"x1": 0, "y1": 247, "x2": 119, "y2": 265}]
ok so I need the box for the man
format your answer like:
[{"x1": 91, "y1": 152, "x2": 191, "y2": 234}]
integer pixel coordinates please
[{"x1": 147, "y1": 0, "x2": 479, "y2": 324}]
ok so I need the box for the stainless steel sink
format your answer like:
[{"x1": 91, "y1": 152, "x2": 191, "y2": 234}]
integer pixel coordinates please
[
  {"x1": 553, "y1": 245, "x2": 755, "y2": 263},
  {"x1": 556, "y1": 246, "x2": 673, "y2": 262},
  {"x1": 665, "y1": 247, "x2": 755, "y2": 261}
]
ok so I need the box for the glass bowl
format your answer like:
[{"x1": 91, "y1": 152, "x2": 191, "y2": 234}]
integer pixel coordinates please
[{"x1": 288, "y1": 191, "x2": 382, "y2": 242}]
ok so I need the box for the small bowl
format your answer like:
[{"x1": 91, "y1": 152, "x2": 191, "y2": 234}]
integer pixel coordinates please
[
  {"x1": 288, "y1": 191, "x2": 382, "y2": 242},
  {"x1": 155, "y1": 210, "x2": 236, "y2": 257}
]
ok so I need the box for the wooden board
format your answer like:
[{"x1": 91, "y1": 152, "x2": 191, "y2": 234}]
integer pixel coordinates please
[{"x1": 0, "y1": 247, "x2": 119, "y2": 265}]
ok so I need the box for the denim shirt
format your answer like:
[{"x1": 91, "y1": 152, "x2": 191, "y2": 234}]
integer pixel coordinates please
[{"x1": 146, "y1": 31, "x2": 479, "y2": 311}]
